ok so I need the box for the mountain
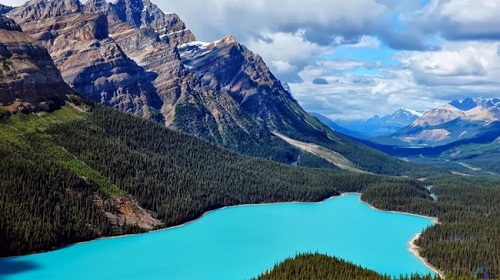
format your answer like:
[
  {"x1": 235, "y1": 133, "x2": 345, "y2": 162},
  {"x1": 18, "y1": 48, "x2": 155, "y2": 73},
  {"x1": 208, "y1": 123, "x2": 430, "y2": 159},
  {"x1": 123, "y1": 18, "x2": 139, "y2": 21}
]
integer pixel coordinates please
[
  {"x1": 356, "y1": 97, "x2": 500, "y2": 175},
  {"x1": 334, "y1": 108, "x2": 422, "y2": 138},
  {"x1": 450, "y1": 97, "x2": 478, "y2": 111},
  {"x1": 309, "y1": 112, "x2": 366, "y2": 139},
  {"x1": 1, "y1": 17, "x2": 422, "y2": 257},
  {"x1": 389, "y1": 97, "x2": 500, "y2": 146},
  {"x1": 5, "y1": 0, "x2": 419, "y2": 175},
  {"x1": 0, "y1": 15, "x2": 69, "y2": 113}
]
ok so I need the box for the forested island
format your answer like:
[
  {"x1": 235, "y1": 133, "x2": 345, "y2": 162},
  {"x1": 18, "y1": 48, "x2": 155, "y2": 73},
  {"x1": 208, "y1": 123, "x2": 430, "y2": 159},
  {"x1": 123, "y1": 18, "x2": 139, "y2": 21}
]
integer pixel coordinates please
[{"x1": 255, "y1": 253, "x2": 441, "y2": 280}]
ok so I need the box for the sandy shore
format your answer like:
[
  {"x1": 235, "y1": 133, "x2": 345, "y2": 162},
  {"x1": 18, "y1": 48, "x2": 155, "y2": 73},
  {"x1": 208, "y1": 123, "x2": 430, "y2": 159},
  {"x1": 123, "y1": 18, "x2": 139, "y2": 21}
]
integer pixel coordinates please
[{"x1": 409, "y1": 233, "x2": 446, "y2": 279}]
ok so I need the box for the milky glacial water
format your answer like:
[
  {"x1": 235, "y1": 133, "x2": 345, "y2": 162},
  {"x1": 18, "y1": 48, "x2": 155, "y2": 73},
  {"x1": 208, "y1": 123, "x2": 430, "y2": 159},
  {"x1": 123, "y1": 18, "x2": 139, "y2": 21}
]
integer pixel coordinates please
[{"x1": 0, "y1": 194, "x2": 436, "y2": 280}]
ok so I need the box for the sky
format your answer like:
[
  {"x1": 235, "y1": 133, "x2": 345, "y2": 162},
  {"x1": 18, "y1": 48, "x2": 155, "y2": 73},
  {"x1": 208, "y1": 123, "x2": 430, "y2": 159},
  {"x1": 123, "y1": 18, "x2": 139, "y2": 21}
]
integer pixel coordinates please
[{"x1": 2, "y1": 0, "x2": 500, "y2": 120}]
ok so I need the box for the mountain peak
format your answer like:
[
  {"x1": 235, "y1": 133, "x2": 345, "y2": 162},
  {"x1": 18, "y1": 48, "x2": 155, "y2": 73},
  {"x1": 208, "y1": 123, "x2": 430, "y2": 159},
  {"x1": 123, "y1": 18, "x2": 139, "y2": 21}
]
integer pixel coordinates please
[
  {"x1": 450, "y1": 97, "x2": 477, "y2": 111},
  {"x1": 220, "y1": 35, "x2": 238, "y2": 45},
  {"x1": 108, "y1": 0, "x2": 195, "y2": 45},
  {"x1": 84, "y1": 0, "x2": 110, "y2": 14},
  {"x1": 399, "y1": 108, "x2": 423, "y2": 117}
]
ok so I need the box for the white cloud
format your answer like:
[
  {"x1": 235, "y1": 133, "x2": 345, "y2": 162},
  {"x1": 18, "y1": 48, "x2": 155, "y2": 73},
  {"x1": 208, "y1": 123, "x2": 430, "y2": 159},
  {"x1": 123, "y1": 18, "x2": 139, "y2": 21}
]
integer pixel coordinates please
[
  {"x1": 401, "y1": 41, "x2": 500, "y2": 88},
  {"x1": 441, "y1": 0, "x2": 500, "y2": 25},
  {"x1": 288, "y1": 60, "x2": 436, "y2": 120},
  {"x1": 414, "y1": 0, "x2": 500, "y2": 40},
  {"x1": 287, "y1": 40, "x2": 500, "y2": 120},
  {"x1": 245, "y1": 30, "x2": 329, "y2": 81},
  {"x1": 162, "y1": 0, "x2": 387, "y2": 42},
  {"x1": 407, "y1": 48, "x2": 486, "y2": 77},
  {"x1": 0, "y1": 0, "x2": 26, "y2": 6}
]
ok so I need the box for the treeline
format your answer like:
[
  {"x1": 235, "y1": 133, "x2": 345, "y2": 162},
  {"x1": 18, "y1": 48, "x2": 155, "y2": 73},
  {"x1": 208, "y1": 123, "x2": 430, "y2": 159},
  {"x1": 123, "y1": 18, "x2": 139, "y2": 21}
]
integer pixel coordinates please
[
  {"x1": 47, "y1": 105, "x2": 408, "y2": 227},
  {"x1": 362, "y1": 175, "x2": 500, "y2": 279},
  {"x1": 417, "y1": 176, "x2": 500, "y2": 279},
  {"x1": 254, "y1": 253, "x2": 440, "y2": 280}
]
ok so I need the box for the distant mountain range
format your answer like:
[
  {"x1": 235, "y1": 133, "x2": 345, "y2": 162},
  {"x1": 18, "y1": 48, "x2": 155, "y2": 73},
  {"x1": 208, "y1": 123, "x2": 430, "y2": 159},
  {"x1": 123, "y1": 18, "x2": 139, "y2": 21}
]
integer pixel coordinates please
[
  {"x1": 382, "y1": 97, "x2": 500, "y2": 147},
  {"x1": 310, "y1": 98, "x2": 500, "y2": 175},
  {"x1": 309, "y1": 113, "x2": 366, "y2": 139},
  {"x1": 339, "y1": 97, "x2": 500, "y2": 175},
  {"x1": 314, "y1": 108, "x2": 423, "y2": 139}
]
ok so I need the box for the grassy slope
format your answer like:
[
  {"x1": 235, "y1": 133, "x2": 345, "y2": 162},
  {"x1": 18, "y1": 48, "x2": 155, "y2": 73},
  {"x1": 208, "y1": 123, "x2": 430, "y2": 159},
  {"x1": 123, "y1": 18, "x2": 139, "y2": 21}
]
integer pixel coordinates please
[{"x1": 0, "y1": 104, "x2": 125, "y2": 196}]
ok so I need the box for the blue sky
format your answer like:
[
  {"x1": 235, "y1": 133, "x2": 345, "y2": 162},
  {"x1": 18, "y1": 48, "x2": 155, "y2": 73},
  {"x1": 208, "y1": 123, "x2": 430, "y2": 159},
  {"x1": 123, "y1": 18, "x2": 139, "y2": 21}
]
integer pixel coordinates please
[{"x1": 2, "y1": 0, "x2": 500, "y2": 120}]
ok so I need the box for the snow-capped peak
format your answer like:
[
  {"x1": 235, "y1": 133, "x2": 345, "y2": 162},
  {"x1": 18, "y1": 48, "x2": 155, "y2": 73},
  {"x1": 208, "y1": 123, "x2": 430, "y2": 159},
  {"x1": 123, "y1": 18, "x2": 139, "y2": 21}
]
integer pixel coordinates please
[{"x1": 400, "y1": 108, "x2": 424, "y2": 117}]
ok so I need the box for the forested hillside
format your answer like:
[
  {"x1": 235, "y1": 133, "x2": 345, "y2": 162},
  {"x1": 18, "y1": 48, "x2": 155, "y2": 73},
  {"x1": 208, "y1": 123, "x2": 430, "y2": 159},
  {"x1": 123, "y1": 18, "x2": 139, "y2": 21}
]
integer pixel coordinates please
[
  {"x1": 1, "y1": 99, "x2": 499, "y2": 279},
  {"x1": 0, "y1": 98, "x2": 421, "y2": 257}
]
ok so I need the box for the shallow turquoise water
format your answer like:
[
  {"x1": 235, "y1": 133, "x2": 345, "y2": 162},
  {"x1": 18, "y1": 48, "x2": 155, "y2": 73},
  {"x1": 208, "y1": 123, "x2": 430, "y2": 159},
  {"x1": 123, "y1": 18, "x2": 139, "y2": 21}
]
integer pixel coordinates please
[{"x1": 0, "y1": 194, "x2": 435, "y2": 280}]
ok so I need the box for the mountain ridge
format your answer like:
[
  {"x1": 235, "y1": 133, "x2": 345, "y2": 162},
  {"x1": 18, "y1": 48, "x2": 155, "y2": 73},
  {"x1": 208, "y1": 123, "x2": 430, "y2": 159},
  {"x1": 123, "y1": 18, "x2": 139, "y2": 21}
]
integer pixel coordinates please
[
  {"x1": 332, "y1": 108, "x2": 422, "y2": 138},
  {"x1": 5, "y1": 0, "x2": 417, "y2": 174},
  {"x1": 391, "y1": 97, "x2": 500, "y2": 146}
]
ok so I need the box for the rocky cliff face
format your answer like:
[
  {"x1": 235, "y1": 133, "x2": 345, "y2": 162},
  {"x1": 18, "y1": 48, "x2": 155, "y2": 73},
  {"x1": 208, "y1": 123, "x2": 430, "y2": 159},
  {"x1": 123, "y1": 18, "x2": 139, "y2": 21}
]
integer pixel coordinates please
[
  {"x1": 108, "y1": 0, "x2": 195, "y2": 45},
  {"x1": 0, "y1": 16, "x2": 68, "y2": 113},
  {"x1": 178, "y1": 36, "x2": 333, "y2": 142},
  {"x1": 9, "y1": 0, "x2": 165, "y2": 121},
  {"x1": 10, "y1": 0, "x2": 82, "y2": 21}
]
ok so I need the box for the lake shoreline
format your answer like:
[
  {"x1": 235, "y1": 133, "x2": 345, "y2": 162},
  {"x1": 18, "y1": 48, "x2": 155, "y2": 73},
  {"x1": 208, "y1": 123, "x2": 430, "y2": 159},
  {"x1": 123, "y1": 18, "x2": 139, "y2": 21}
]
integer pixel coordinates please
[
  {"x1": 0, "y1": 194, "x2": 345, "y2": 260},
  {"x1": 409, "y1": 233, "x2": 446, "y2": 279},
  {"x1": 2, "y1": 192, "x2": 444, "y2": 279},
  {"x1": 354, "y1": 194, "x2": 443, "y2": 279}
]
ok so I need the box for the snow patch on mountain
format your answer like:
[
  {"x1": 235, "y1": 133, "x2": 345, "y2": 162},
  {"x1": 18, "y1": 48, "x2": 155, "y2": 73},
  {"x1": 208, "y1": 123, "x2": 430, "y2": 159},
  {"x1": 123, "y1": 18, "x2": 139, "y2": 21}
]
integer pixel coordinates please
[{"x1": 401, "y1": 108, "x2": 423, "y2": 117}]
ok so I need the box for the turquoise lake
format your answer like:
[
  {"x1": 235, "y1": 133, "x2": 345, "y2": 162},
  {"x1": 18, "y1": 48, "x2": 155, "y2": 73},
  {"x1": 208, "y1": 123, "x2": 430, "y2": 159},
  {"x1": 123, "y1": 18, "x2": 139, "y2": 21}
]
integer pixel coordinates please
[{"x1": 0, "y1": 194, "x2": 436, "y2": 280}]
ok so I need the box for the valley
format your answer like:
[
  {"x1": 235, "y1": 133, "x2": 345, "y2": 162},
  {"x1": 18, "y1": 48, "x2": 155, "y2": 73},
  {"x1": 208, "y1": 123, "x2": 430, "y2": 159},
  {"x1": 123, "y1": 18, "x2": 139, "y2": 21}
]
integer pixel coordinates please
[{"x1": 0, "y1": 0, "x2": 499, "y2": 279}]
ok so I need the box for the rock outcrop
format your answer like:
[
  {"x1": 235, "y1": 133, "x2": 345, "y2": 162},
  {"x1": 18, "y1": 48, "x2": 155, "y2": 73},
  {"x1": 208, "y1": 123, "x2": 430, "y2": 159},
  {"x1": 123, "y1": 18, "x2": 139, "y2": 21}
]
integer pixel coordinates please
[{"x1": 0, "y1": 15, "x2": 68, "y2": 113}]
